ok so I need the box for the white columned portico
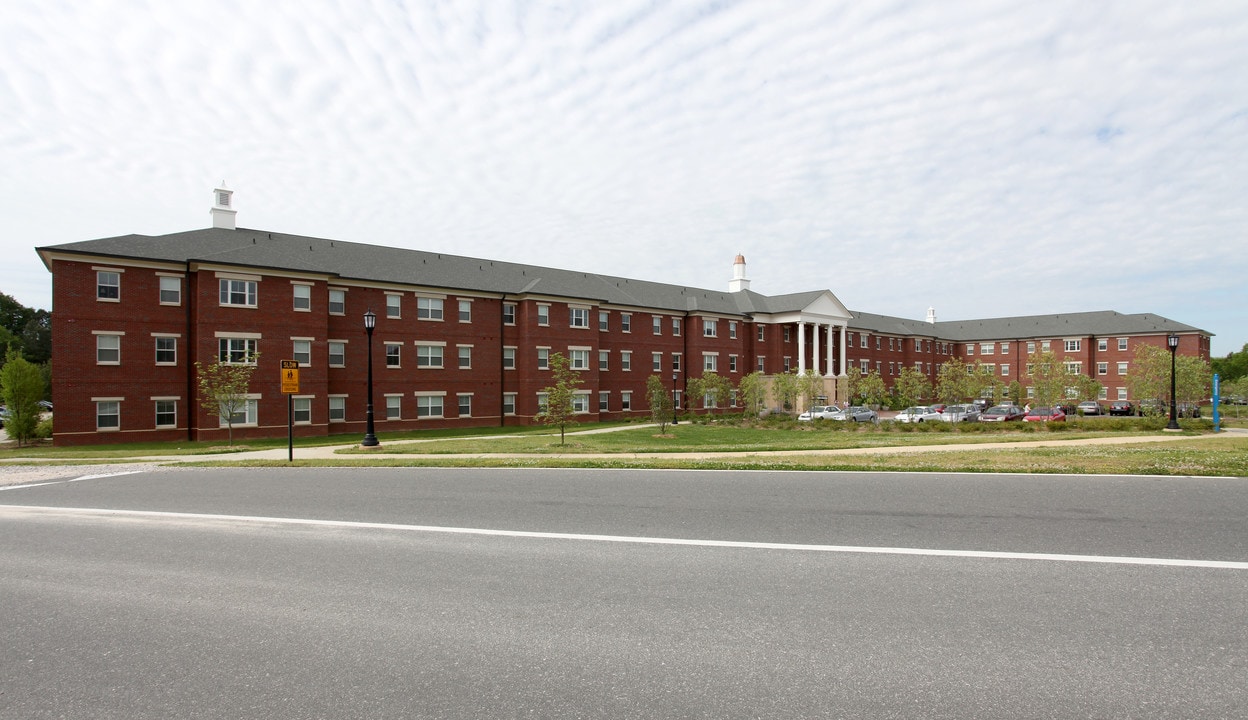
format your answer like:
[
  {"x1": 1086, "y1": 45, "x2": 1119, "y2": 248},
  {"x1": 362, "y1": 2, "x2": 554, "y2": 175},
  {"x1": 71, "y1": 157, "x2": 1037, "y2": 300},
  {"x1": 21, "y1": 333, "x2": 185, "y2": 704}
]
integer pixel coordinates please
[
  {"x1": 797, "y1": 321, "x2": 807, "y2": 374},
  {"x1": 825, "y1": 324, "x2": 834, "y2": 376},
  {"x1": 811, "y1": 323, "x2": 820, "y2": 376}
]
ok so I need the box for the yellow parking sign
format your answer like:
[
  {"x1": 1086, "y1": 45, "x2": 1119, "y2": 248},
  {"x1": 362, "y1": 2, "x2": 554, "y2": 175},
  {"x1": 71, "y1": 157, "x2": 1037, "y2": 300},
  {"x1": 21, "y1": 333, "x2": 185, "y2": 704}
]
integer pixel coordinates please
[{"x1": 280, "y1": 360, "x2": 300, "y2": 394}]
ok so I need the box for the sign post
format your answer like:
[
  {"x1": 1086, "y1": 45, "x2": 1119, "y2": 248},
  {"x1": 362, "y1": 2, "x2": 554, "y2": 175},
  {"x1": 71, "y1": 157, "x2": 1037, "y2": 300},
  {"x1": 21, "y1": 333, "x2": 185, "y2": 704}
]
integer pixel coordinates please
[
  {"x1": 281, "y1": 360, "x2": 300, "y2": 462},
  {"x1": 1213, "y1": 373, "x2": 1220, "y2": 433}
]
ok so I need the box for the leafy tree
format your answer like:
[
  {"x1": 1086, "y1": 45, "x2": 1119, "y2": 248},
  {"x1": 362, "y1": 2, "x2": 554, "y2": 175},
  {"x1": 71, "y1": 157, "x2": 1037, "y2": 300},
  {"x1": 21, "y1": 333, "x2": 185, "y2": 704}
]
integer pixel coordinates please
[
  {"x1": 1175, "y1": 354, "x2": 1212, "y2": 406},
  {"x1": 646, "y1": 374, "x2": 674, "y2": 433},
  {"x1": 535, "y1": 352, "x2": 583, "y2": 445},
  {"x1": 0, "y1": 293, "x2": 50, "y2": 365},
  {"x1": 797, "y1": 369, "x2": 825, "y2": 410},
  {"x1": 1123, "y1": 345, "x2": 1173, "y2": 405},
  {"x1": 687, "y1": 372, "x2": 734, "y2": 413},
  {"x1": 935, "y1": 359, "x2": 969, "y2": 403},
  {"x1": 847, "y1": 366, "x2": 888, "y2": 408},
  {"x1": 195, "y1": 352, "x2": 260, "y2": 446},
  {"x1": 1, "y1": 349, "x2": 44, "y2": 446},
  {"x1": 893, "y1": 366, "x2": 931, "y2": 407},
  {"x1": 737, "y1": 372, "x2": 767, "y2": 416},
  {"x1": 1025, "y1": 350, "x2": 1068, "y2": 407},
  {"x1": 770, "y1": 371, "x2": 800, "y2": 412},
  {"x1": 1211, "y1": 342, "x2": 1248, "y2": 383}
]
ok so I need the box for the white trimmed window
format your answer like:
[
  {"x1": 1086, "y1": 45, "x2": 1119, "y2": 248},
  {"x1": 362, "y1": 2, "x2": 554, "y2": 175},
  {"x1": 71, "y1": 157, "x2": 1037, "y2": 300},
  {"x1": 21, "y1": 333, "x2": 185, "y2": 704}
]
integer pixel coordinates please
[
  {"x1": 96, "y1": 333, "x2": 121, "y2": 364},
  {"x1": 293, "y1": 397, "x2": 312, "y2": 424},
  {"x1": 757, "y1": 326, "x2": 765, "y2": 342},
  {"x1": 1001, "y1": 342, "x2": 1010, "y2": 353},
  {"x1": 1098, "y1": 362, "x2": 1108, "y2": 375},
  {"x1": 457, "y1": 394, "x2": 472, "y2": 417},
  {"x1": 704, "y1": 319, "x2": 718, "y2": 338},
  {"x1": 729, "y1": 321, "x2": 737, "y2": 339},
  {"x1": 861, "y1": 334, "x2": 868, "y2": 349},
  {"x1": 672, "y1": 353, "x2": 681, "y2": 372},
  {"x1": 417, "y1": 297, "x2": 444, "y2": 320},
  {"x1": 154, "y1": 399, "x2": 176, "y2": 428},
  {"x1": 1118, "y1": 338, "x2": 1128, "y2": 351},
  {"x1": 1117, "y1": 362, "x2": 1128, "y2": 375},
  {"x1": 503, "y1": 347, "x2": 516, "y2": 369},
  {"x1": 457, "y1": 345, "x2": 472, "y2": 369},
  {"x1": 570, "y1": 307, "x2": 590, "y2": 328},
  {"x1": 598, "y1": 350, "x2": 609, "y2": 370},
  {"x1": 503, "y1": 303, "x2": 517, "y2": 325},
  {"x1": 153, "y1": 336, "x2": 177, "y2": 365},
  {"x1": 503, "y1": 393, "x2": 517, "y2": 415},
  {"x1": 328, "y1": 289, "x2": 346, "y2": 315},
  {"x1": 599, "y1": 311, "x2": 609, "y2": 331},
  {"x1": 620, "y1": 351, "x2": 632, "y2": 371},
  {"x1": 703, "y1": 353, "x2": 718, "y2": 372},
  {"x1": 1098, "y1": 339, "x2": 1108, "y2": 351},
  {"x1": 96, "y1": 400, "x2": 121, "y2": 430},
  {"x1": 1065, "y1": 339, "x2": 1082, "y2": 352},
  {"x1": 385, "y1": 395, "x2": 401, "y2": 419},
  {"x1": 570, "y1": 348, "x2": 590, "y2": 370},
  {"x1": 386, "y1": 293, "x2": 401, "y2": 318},
  {"x1": 97, "y1": 271, "x2": 120, "y2": 300},
  {"x1": 980, "y1": 343, "x2": 994, "y2": 355},
  {"x1": 159, "y1": 276, "x2": 181, "y2": 305},
  {"x1": 417, "y1": 344, "x2": 445, "y2": 368},
  {"x1": 458, "y1": 299, "x2": 472, "y2": 323},
  {"x1": 653, "y1": 316, "x2": 662, "y2": 335},
  {"x1": 1117, "y1": 387, "x2": 1128, "y2": 400},
  {"x1": 293, "y1": 284, "x2": 312, "y2": 311},
  {"x1": 599, "y1": 391, "x2": 609, "y2": 411},
  {"x1": 537, "y1": 304, "x2": 550, "y2": 326},
  {"x1": 328, "y1": 396, "x2": 346, "y2": 422},
  {"x1": 652, "y1": 352, "x2": 662, "y2": 372},
  {"x1": 218, "y1": 337, "x2": 258, "y2": 364},
  {"x1": 729, "y1": 355, "x2": 738, "y2": 372},
  {"x1": 385, "y1": 342, "x2": 401, "y2": 367},
  {"x1": 621, "y1": 313, "x2": 632, "y2": 332},
  {"x1": 1066, "y1": 362, "x2": 1082, "y2": 375},
  {"x1": 293, "y1": 339, "x2": 312, "y2": 366},
  {"x1": 1001, "y1": 364, "x2": 1010, "y2": 376},
  {"x1": 220, "y1": 279, "x2": 257, "y2": 307},
  {"x1": 538, "y1": 347, "x2": 550, "y2": 370},
  {"x1": 328, "y1": 341, "x2": 346, "y2": 367},
  {"x1": 220, "y1": 398, "x2": 258, "y2": 426},
  {"x1": 572, "y1": 392, "x2": 590, "y2": 414},
  {"x1": 621, "y1": 391, "x2": 632, "y2": 411}
]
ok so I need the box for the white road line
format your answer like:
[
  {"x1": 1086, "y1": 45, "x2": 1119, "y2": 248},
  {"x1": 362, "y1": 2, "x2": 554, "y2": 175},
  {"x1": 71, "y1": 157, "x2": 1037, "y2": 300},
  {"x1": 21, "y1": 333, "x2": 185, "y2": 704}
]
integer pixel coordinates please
[
  {"x1": 0, "y1": 470, "x2": 146, "y2": 492},
  {"x1": 2, "y1": 504, "x2": 1245, "y2": 570}
]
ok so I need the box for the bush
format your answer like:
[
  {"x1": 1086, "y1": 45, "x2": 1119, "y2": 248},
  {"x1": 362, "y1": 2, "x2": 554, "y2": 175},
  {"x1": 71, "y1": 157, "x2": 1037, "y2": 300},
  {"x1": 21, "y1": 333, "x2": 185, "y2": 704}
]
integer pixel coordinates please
[{"x1": 34, "y1": 417, "x2": 52, "y2": 439}]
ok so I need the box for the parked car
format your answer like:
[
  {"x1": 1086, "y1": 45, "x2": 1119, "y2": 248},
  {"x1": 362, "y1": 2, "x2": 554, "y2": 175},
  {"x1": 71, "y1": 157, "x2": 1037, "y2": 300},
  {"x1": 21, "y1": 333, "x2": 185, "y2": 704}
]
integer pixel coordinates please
[
  {"x1": 1024, "y1": 406, "x2": 1067, "y2": 422},
  {"x1": 1108, "y1": 400, "x2": 1134, "y2": 416},
  {"x1": 980, "y1": 405, "x2": 1026, "y2": 422},
  {"x1": 928, "y1": 404, "x2": 947, "y2": 414},
  {"x1": 1175, "y1": 402, "x2": 1202, "y2": 418},
  {"x1": 1137, "y1": 399, "x2": 1168, "y2": 417},
  {"x1": 1077, "y1": 401, "x2": 1106, "y2": 416},
  {"x1": 0, "y1": 405, "x2": 8, "y2": 428},
  {"x1": 939, "y1": 404, "x2": 980, "y2": 422},
  {"x1": 797, "y1": 405, "x2": 841, "y2": 421},
  {"x1": 971, "y1": 398, "x2": 992, "y2": 412},
  {"x1": 894, "y1": 406, "x2": 943, "y2": 423},
  {"x1": 838, "y1": 405, "x2": 879, "y2": 423}
]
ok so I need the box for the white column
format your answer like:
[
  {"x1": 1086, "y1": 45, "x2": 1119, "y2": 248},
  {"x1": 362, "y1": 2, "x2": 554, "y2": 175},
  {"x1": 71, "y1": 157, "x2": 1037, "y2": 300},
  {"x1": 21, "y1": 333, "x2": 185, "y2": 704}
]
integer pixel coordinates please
[
  {"x1": 825, "y1": 324, "x2": 834, "y2": 376},
  {"x1": 797, "y1": 321, "x2": 807, "y2": 374},
  {"x1": 812, "y1": 323, "x2": 821, "y2": 377},
  {"x1": 839, "y1": 325, "x2": 847, "y2": 376}
]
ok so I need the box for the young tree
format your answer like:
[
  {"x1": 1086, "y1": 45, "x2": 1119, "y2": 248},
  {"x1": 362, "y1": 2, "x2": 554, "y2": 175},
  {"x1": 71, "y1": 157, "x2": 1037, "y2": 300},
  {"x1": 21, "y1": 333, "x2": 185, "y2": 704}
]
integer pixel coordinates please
[
  {"x1": 1025, "y1": 349, "x2": 1068, "y2": 407},
  {"x1": 893, "y1": 366, "x2": 931, "y2": 407},
  {"x1": 1175, "y1": 354, "x2": 1212, "y2": 406},
  {"x1": 770, "y1": 371, "x2": 800, "y2": 413},
  {"x1": 1123, "y1": 345, "x2": 1171, "y2": 405},
  {"x1": 0, "y1": 349, "x2": 44, "y2": 446},
  {"x1": 737, "y1": 372, "x2": 767, "y2": 417},
  {"x1": 847, "y1": 366, "x2": 888, "y2": 408},
  {"x1": 535, "y1": 352, "x2": 583, "y2": 445},
  {"x1": 797, "y1": 369, "x2": 825, "y2": 410},
  {"x1": 687, "y1": 372, "x2": 734, "y2": 414},
  {"x1": 195, "y1": 352, "x2": 261, "y2": 446},
  {"x1": 646, "y1": 374, "x2": 674, "y2": 433},
  {"x1": 1211, "y1": 342, "x2": 1248, "y2": 383},
  {"x1": 935, "y1": 359, "x2": 969, "y2": 404}
]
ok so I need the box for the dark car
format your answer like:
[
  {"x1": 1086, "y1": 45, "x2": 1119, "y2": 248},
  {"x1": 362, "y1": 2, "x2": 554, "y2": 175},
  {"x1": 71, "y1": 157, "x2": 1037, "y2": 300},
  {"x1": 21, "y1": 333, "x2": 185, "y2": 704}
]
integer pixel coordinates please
[
  {"x1": 1175, "y1": 402, "x2": 1202, "y2": 418},
  {"x1": 981, "y1": 405, "x2": 1026, "y2": 422},
  {"x1": 1137, "y1": 399, "x2": 1168, "y2": 417},
  {"x1": 1108, "y1": 400, "x2": 1134, "y2": 416}
]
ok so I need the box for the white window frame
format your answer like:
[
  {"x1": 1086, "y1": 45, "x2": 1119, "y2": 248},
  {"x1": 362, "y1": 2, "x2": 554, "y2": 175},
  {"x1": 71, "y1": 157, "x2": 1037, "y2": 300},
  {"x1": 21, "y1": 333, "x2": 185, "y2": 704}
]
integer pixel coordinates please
[
  {"x1": 328, "y1": 341, "x2": 346, "y2": 368},
  {"x1": 569, "y1": 348, "x2": 590, "y2": 370},
  {"x1": 703, "y1": 353, "x2": 718, "y2": 372},
  {"x1": 503, "y1": 346, "x2": 517, "y2": 370},
  {"x1": 458, "y1": 299, "x2": 472, "y2": 323},
  {"x1": 158, "y1": 275, "x2": 181, "y2": 305},
  {"x1": 416, "y1": 343, "x2": 445, "y2": 369},
  {"x1": 417, "y1": 296, "x2": 444, "y2": 321},
  {"x1": 95, "y1": 332, "x2": 121, "y2": 364},
  {"x1": 704, "y1": 319, "x2": 718, "y2": 338},
  {"x1": 537, "y1": 347, "x2": 550, "y2": 370},
  {"x1": 293, "y1": 284, "x2": 312, "y2": 312},
  {"x1": 385, "y1": 342, "x2": 402, "y2": 368},
  {"x1": 219, "y1": 278, "x2": 258, "y2": 308},
  {"x1": 569, "y1": 307, "x2": 590, "y2": 328},
  {"x1": 96, "y1": 399, "x2": 121, "y2": 430},
  {"x1": 220, "y1": 396, "x2": 259, "y2": 427},
  {"x1": 154, "y1": 398, "x2": 177, "y2": 428},
  {"x1": 621, "y1": 314, "x2": 632, "y2": 333},
  {"x1": 457, "y1": 393, "x2": 472, "y2": 417},
  {"x1": 599, "y1": 310, "x2": 610, "y2": 332},
  {"x1": 385, "y1": 394, "x2": 402, "y2": 420},
  {"x1": 385, "y1": 293, "x2": 402, "y2": 319},
  {"x1": 598, "y1": 350, "x2": 609, "y2": 370},
  {"x1": 620, "y1": 351, "x2": 632, "y2": 371},
  {"x1": 1118, "y1": 338, "x2": 1129, "y2": 351},
  {"x1": 97, "y1": 270, "x2": 121, "y2": 301},
  {"x1": 457, "y1": 345, "x2": 472, "y2": 369},
  {"x1": 292, "y1": 339, "x2": 312, "y2": 366},
  {"x1": 503, "y1": 393, "x2": 517, "y2": 416},
  {"x1": 328, "y1": 288, "x2": 346, "y2": 315},
  {"x1": 328, "y1": 395, "x2": 347, "y2": 422},
  {"x1": 1065, "y1": 339, "x2": 1082, "y2": 352},
  {"x1": 292, "y1": 396, "x2": 313, "y2": 425},
  {"x1": 218, "y1": 337, "x2": 258, "y2": 365},
  {"x1": 503, "y1": 303, "x2": 517, "y2": 325},
  {"x1": 621, "y1": 391, "x2": 632, "y2": 411},
  {"x1": 537, "y1": 304, "x2": 550, "y2": 326}
]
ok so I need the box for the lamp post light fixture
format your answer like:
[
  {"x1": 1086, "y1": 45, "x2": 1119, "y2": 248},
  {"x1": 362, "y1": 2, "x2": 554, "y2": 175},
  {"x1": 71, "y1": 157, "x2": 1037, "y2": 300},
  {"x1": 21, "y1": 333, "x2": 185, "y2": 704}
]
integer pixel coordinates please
[
  {"x1": 362, "y1": 308, "x2": 380, "y2": 447},
  {"x1": 672, "y1": 372, "x2": 679, "y2": 426},
  {"x1": 1166, "y1": 333, "x2": 1180, "y2": 431}
]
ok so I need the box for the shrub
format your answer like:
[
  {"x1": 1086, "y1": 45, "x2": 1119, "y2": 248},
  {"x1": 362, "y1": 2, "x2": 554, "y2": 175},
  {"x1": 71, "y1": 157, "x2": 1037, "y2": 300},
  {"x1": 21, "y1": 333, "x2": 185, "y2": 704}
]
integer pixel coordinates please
[{"x1": 34, "y1": 417, "x2": 52, "y2": 439}]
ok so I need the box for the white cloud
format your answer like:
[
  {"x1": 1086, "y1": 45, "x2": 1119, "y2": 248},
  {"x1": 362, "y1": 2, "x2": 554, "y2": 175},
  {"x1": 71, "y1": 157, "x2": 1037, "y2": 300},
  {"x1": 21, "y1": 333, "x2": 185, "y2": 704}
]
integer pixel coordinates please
[{"x1": 2, "y1": 0, "x2": 1245, "y2": 353}]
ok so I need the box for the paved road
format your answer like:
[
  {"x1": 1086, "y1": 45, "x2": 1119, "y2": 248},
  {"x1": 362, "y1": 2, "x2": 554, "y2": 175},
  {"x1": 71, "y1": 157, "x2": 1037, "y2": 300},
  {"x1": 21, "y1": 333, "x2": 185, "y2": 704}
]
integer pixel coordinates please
[{"x1": 2, "y1": 467, "x2": 1246, "y2": 719}]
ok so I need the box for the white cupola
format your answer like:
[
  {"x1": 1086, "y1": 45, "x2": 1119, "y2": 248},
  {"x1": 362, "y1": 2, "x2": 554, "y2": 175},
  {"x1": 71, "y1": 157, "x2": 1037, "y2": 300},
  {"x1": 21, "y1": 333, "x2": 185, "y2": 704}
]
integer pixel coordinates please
[
  {"x1": 926, "y1": 307, "x2": 937, "y2": 324},
  {"x1": 210, "y1": 182, "x2": 236, "y2": 230},
  {"x1": 729, "y1": 253, "x2": 750, "y2": 293}
]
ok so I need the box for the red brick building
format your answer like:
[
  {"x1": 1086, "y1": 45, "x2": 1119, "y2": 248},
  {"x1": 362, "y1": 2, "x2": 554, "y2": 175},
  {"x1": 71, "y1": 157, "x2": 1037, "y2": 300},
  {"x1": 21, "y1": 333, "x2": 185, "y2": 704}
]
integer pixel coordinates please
[{"x1": 37, "y1": 187, "x2": 1211, "y2": 446}]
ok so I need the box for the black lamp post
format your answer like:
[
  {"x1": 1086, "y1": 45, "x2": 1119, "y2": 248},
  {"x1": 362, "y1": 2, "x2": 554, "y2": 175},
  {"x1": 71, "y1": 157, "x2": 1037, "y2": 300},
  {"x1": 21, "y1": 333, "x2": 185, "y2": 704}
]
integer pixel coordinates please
[
  {"x1": 672, "y1": 372, "x2": 679, "y2": 426},
  {"x1": 1166, "y1": 333, "x2": 1180, "y2": 431},
  {"x1": 362, "y1": 308, "x2": 380, "y2": 447}
]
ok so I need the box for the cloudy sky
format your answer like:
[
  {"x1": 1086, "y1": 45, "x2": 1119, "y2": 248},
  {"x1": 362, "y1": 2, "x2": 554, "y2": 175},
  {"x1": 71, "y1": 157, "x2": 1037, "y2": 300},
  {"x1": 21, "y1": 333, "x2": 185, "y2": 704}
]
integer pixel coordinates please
[{"x1": 3, "y1": 1, "x2": 1245, "y2": 355}]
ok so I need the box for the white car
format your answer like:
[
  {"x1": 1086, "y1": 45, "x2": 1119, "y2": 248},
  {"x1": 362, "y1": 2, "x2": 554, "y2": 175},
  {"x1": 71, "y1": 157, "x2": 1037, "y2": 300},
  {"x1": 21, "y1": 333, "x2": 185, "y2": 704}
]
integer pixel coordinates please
[
  {"x1": 894, "y1": 406, "x2": 942, "y2": 423},
  {"x1": 797, "y1": 405, "x2": 841, "y2": 421}
]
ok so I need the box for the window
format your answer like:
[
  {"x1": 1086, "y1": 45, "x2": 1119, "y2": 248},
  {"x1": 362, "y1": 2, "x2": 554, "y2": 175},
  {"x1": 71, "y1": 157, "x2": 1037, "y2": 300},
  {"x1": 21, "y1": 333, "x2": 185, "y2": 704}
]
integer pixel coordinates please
[
  {"x1": 386, "y1": 294, "x2": 401, "y2": 318},
  {"x1": 1097, "y1": 362, "x2": 1108, "y2": 375},
  {"x1": 621, "y1": 314, "x2": 632, "y2": 332},
  {"x1": 1027, "y1": 363, "x2": 1035, "y2": 376},
  {"x1": 598, "y1": 350, "x2": 609, "y2": 370},
  {"x1": 673, "y1": 391, "x2": 682, "y2": 410},
  {"x1": 784, "y1": 357, "x2": 792, "y2": 372},
  {"x1": 758, "y1": 326, "x2": 765, "y2": 342},
  {"x1": 154, "y1": 334, "x2": 177, "y2": 361},
  {"x1": 155, "y1": 400, "x2": 176, "y2": 428},
  {"x1": 1098, "y1": 339, "x2": 1108, "y2": 351},
  {"x1": 702, "y1": 392, "x2": 717, "y2": 409},
  {"x1": 1117, "y1": 362, "x2": 1128, "y2": 375},
  {"x1": 95, "y1": 334, "x2": 121, "y2": 364},
  {"x1": 569, "y1": 349, "x2": 589, "y2": 370},
  {"x1": 293, "y1": 397, "x2": 312, "y2": 424},
  {"x1": 572, "y1": 393, "x2": 590, "y2": 414},
  {"x1": 860, "y1": 334, "x2": 868, "y2": 349},
  {"x1": 889, "y1": 362, "x2": 895, "y2": 375},
  {"x1": 538, "y1": 348, "x2": 550, "y2": 370},
  {"x1": 672, "y1": 353, "x2": 681, "y2": 372},
  {"x1": 860, "y1": 359, "x2": 869, "y2": 372},
  {"x1": 876, "y1": 336, "x2": 881, "y2": 350},
  {"x1": 966, "y1": 364, "x2": 975, "y2": 376},
  {"x1": 620, "y1": 351, "x2": 632, "y2": 371},
  {"x1": 599, "y1": 311, "x2": 609, "y2": 331},
  {"x1": 704, "y1": 354, "x2": 717, "y2": 372},
  {"x1": 1027, "y1": 387, "x2": 1036, "y2": 399},
  {"x1": 1117, "y1": 387, "x2": 1128, "y2": 401},
  {"x1": 385, "y1": 343, "x2": 401, "y2": 367},
  {"x1": 458, "y1": 300, "x2": 472, "y2": 323},
  {"x1": 653, "y1": 316, "x2": 662, "y2": 335},
  {"x1": 97, "y1": 271, "x2": 120, "y2": 300},
  {"x1": 329, "y1": 396, "x2": 346, "y2": 422},
  {"x1": 1065, "y1": 362, "x2": 1082, "y2": 375},
  {"x1": 704, "y1": 319, "x2": 718, "y2": 337},
  {"x1": 757, "y1": 357, "x2": 766, "y2": 372},
  {"x1": 672, "y1": 318, "x2": 681, "y2": 336},
  {"x1": 1118, "y1": 338, "x2": 1128, "y2": 351},
  {"x1": 1001, "y1": 342, "x2": 1010, "y2": 354},
  {"x1": 159, "y1": 276, "x2": 181, "y2": 305},
  {"x1": 980, "y1": 343, "x2": 994, "y2": 355},
  {"x1": 503, "y1": 303, "x2": 517, "y2": 325},
  {"x1": 417, "y1": 297, "x2": 444, "y2": 320},
  {"x1": 1027, "y1": 342, "x2": 1036, "y2": 354},
  {"x1": 966, "y1": 343, "x2": 975, "y2": 355},
  {"x1": 1001, "y1": 364, "x2": 1010, "y2": 376},
  {"x1": 221, "y1": 398, "x2": 258, "y2": 426},
  {"x1": 537, "y1": 305, "x2": 549, "y2": 326},
  {"x1": 914, "y1": 339, "x2": 921, "y2": 352},
  {"x1": 417, "y1": 344, "x2": 444, "y2": 368},
  {"x1": 457, "y1": 345, "x2": 471, "y2": 369},
  {"x1": 96, "y1": 400, "x2": 120, "y2": 430},
  {"x1": 328, "y1": 289, "x2": 346, "y2": 315},
  {"x1": 220, "y1": 279, "x2": 257, "y2": 307},
  {"x1": 328, "y1": 341, "x2": 346, "y2": 367},
  {"x1": 570, "y1": 307, "x2": 590, "y2": 328},
  {"x1": 503, "y1": 347, "x2": 516, "y2": 369},
  {"x1": 537, "y1": 392, "x2": 548, "y2": 412},
  {"x1": 599, "y1": 391, "x2": 610, "y2": 412},
  {"x1": 621, "y1": 391, "x2": 632, "y2": 411},
  {"x1": 890, "y1": 338, "x2": 895, "y2": 351},
  {"x1": 218, "y1": 338, "x2": 257, "y2": 364},
  {"x1": 457, "y1": 394, "x2": 472, "y2": 417},
  {"x1": 1065, "y1": 340, "x2": 1082, "y2": 352},
  {"x1": 784, "y1": 327, "x2": 791, "y2": 342},
  {"x1": 503, "y1": 393, "x2": 517, "y2": 415},
  {"x1": 292, "y1": 339, "x2": 311, "y2": 366},
  {"x1": 1098, "y1": 387, "x2": 1108, "y2": 400},
  {"x1": 729, "y1": 321, "x2": 737, "y2": 339},
  {"x1": 385, "y1": 395, "x2": 401, "y2": 419},
  {"x1": 1042, "y1": 341, "x2": 1051, "y2": 351},
  {"x1": 294, "y1": 284, "x2": 312, "y2": 311},
  {"x1": 652, "y1": 352, "x2": 662, "y2": 372},
  {"x1": 729, "y1": 355, "x2": 738, "y2": 372}
]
